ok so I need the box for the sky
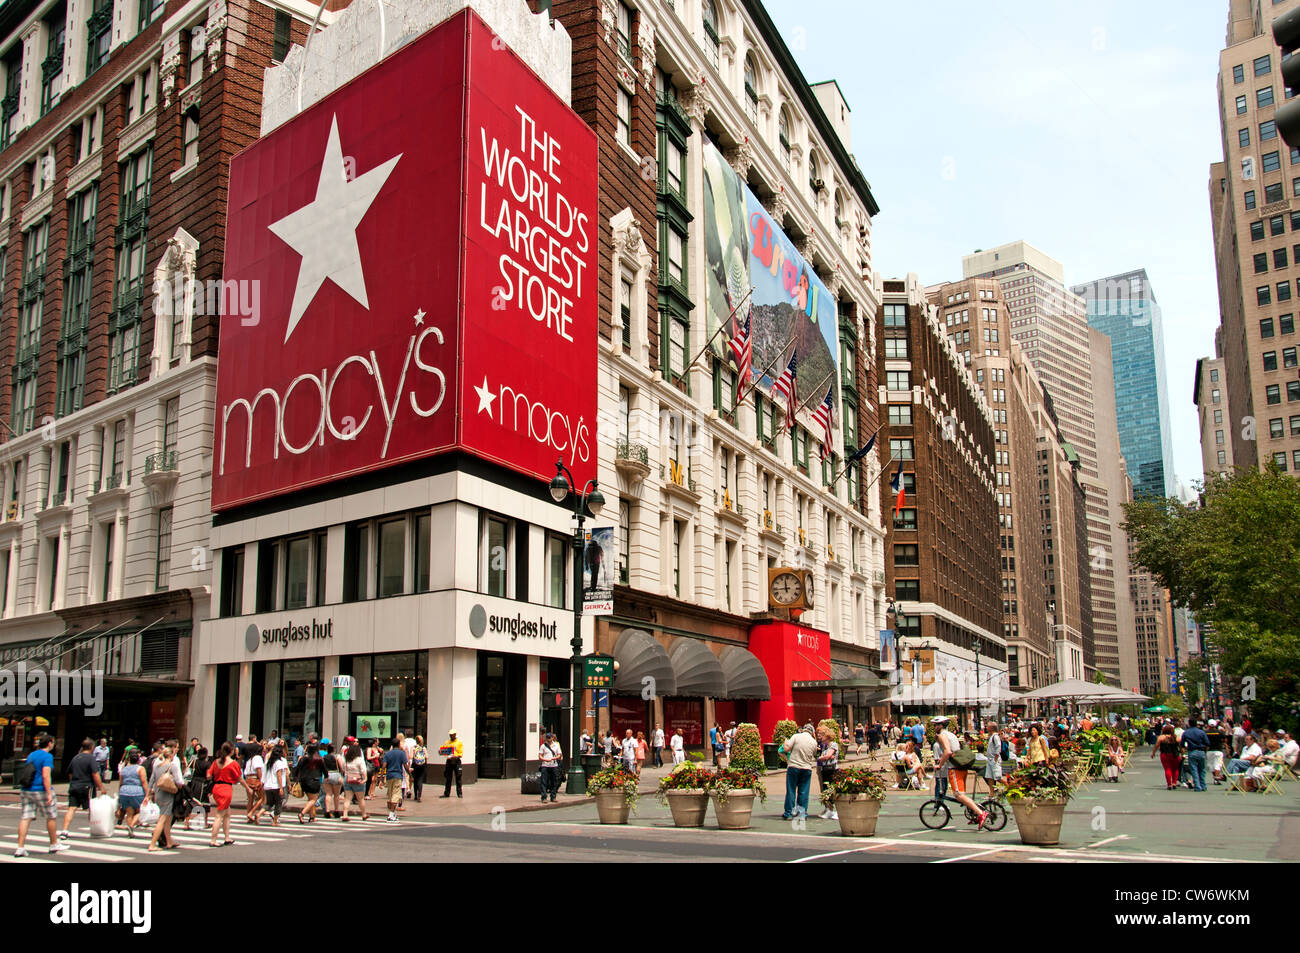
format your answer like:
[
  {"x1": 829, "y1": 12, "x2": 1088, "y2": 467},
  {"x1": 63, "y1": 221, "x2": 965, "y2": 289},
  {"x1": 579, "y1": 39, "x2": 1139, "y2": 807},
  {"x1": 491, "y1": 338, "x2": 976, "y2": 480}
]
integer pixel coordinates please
[{"x1": 766, "y1": 0, "x2": 1228, "y2": 491}]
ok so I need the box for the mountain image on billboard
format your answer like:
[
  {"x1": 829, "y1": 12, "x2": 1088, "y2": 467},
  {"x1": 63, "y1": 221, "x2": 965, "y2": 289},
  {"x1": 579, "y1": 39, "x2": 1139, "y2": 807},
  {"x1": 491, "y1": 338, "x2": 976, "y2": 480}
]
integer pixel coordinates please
[{"x1": 701, "y1": 140, "x2": 838, "y2": 416}]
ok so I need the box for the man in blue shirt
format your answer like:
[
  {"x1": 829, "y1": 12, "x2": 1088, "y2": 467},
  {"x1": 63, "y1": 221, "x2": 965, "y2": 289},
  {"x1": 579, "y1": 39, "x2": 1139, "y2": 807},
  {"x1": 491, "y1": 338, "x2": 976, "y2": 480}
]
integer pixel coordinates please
[
  {"x1": 910, "y1": 721, "x2": 925, "y2": 749},
  {"x1": 381, "y1": 739, "x2": 408, "y2": 824},
  {"x1": 1182, "y1": 720, "x2": 1211, "y2": 792},
  {"x1": 15, "y1": 734, "x2": 68, "y2": 857}
]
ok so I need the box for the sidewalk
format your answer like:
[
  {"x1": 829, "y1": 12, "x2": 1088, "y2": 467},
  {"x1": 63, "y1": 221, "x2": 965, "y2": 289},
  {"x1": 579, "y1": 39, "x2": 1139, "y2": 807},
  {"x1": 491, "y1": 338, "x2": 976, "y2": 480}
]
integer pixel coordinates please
[{"x1": 0, "y1": 748, "x2": 895, "y2": 819}]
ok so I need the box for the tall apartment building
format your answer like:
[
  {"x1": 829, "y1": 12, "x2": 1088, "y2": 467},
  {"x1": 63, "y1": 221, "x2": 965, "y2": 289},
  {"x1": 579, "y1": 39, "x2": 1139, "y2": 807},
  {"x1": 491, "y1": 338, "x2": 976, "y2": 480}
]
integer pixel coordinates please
[
  {"x1": 926, "y1": 276, "x2": 1050, "y2": 693},
  {"x1": 1087, "y1": 327, "x2": 1139, "y2": 688},
  {"x1": 1211, "y1": 0, "x2": 1300, "y2": 475},
  {"x1": 964, "y1": 241, "x2": 1124, "y2": 679},
  {"x1": 537, "y1": 0, "x2": 888, "y2": 743},
  {"x1": 0, "y1": 0, "x2": 313, "y2": 763},
  {"x1": 1073, "y1": 269, "x2": 1176, "y2": 501},
  {"x1": 1194, "y1": 350, "x2": 1236, "y2": 477},
  {"x1": 877, "y1": 275, "x2": 1005, "y2": 721}
]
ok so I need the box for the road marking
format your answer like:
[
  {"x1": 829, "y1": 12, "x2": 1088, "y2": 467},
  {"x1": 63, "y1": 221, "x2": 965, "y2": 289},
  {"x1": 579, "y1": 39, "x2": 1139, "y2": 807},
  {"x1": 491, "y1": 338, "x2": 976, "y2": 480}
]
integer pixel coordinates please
[
  {"x1": 1086, "y1": 834, "x2": 1130, "y2": 849},
  {"x1": 789, "y1": 843, "x2": 891, "y2": 863},
  {"x1": 931, "y1": 847, "x2": 1007, "y2": 863}
]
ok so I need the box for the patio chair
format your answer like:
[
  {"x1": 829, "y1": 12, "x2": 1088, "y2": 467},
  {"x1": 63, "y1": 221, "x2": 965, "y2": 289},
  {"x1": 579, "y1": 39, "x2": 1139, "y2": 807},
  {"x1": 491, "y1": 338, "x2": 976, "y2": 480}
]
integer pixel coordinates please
[
  {"x1": 1258, "y1": 769, "x2": 1285, "y2": 796},
  {"x1": 1224, "y1": 771, "x2": 1250, "y2": 795}
]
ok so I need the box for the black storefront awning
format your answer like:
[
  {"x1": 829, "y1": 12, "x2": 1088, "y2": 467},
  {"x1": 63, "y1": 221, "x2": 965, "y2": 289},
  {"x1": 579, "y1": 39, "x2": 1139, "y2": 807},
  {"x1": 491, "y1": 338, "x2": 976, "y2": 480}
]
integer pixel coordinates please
[
  {"x1": 612, "y1": 628, "x2": 677, "y2": 696},
  {"x1": 718, "y1": 646, "x2": 771, "y2": 700},
  {"x1": 668, "y1": 638, "x2": 726, "y2": 698},
  {"x1": 793, "y1": 662, "x2": 891, "y2": 691}
]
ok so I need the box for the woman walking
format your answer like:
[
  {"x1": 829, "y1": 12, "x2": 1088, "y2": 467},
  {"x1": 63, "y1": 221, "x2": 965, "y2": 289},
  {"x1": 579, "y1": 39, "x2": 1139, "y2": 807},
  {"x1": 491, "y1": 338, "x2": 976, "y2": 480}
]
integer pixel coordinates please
[
  {"x1": 321, "y1": 743, "x2": 344, "y2": 818},
  {"x1": 364, "y1": 740, "x2": 383, "y2": 800},
  {"x1": 1151, "y1": 724, "x2": 1182, "y2": 790},
  {"x1": 147, "y1": 745, "x2": 184, "y2": 852},
  {"x1": 816, "y1": 726, "x2": 840, "y2": 820},
  {"x1": 116, "y1": 750, "x2": 149, "y2": 837},
  {"x1": 411, "y1": 737, "x2": 428, "y2": 802},
  {"x1": 1025, "y1": 724, "x2": 1049, "y2": 765},
  {"x1": 207, "y1": 742, "x2": 242, "y2": 847},
  {"x1": 297, "y1": 743, "x2": 325, "y2": 823},
  {"x1": 1104, "y1": 734, "x2": 1125, "y2": 782},
  {"x1": 242, "y1": 743, "x2": 266, "y2": 824},
  {"x1": 635, "y1": 731, "x2": 647, "y2": 776},
  {"x1": 184, "y1": 747, "x2": 211, "y2": 831},
  {"x1": 341, "y1": 744, "x2": 370, "y2": 821},
  {"x1": 983, "y1": 722, "x2": 1003, "y2": 797},
  {"x1": 263, "y1": 744, "x2": 288, "y2": 826}
]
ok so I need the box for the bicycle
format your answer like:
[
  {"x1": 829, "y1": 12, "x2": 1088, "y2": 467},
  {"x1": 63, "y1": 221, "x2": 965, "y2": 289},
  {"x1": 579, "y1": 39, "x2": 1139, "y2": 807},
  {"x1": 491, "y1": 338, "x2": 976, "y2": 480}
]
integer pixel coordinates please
[{"x1": 917, "y1": 787, "x2": 1007, "y2": 831}]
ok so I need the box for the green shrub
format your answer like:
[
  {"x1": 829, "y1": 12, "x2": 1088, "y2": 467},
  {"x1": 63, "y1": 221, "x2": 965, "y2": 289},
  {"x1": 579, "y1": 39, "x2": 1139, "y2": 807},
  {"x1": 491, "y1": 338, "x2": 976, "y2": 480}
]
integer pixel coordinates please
[
  {"x1": 772, "y1": 719, "x2": 798, "y2": 764},
  {"x1": 728, "y1": 723, "x2": 763, "y2": 772}
]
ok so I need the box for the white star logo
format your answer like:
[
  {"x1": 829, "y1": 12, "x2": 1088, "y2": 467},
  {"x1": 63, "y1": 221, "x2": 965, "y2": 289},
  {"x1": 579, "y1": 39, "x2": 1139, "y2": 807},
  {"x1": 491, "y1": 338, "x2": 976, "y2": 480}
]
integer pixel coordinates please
[
  {"x1": 474, "y1": 377, "x2": 496, "y2": 416},
  {"x1": 413, "y1": 309, "x2": 426, "y2": 327},
  {"x1": 268, "y1": 115, "x2": 402, "y2": 343}
]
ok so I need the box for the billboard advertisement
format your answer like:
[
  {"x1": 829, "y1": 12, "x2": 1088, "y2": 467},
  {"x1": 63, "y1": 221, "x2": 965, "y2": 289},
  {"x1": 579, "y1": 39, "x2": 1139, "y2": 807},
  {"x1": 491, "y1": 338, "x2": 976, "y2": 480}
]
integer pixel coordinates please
[
  {"x1": 582, "y1": 526, "x2": 614, "y2": 615},
  {"x1": 701, "y1": 140, "x2": 839, "y2": 415},
  {"x1": 213, "y1": 10, "x2": 598, "y2": 511}
]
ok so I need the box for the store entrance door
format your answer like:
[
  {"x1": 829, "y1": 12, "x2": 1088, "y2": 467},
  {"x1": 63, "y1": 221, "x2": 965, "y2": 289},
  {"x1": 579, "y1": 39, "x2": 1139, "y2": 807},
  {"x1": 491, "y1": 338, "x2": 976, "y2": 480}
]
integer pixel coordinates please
[{"x1": 476, "y1": 653, "x2": 524, "y2": 779}]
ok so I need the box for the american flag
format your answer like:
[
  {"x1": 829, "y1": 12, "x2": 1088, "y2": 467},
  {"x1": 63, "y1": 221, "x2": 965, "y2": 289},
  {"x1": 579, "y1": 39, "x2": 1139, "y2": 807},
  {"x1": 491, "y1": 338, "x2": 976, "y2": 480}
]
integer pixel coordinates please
[
  {"x1": 771, "y1": 351, "x2": 797, "y2": 428},
  {"x1": 812, "y1": 386, "x2": 835, "y2": 458},
  {"x1": 728, "y1": 308, "x2": 753, "y2": 391}
]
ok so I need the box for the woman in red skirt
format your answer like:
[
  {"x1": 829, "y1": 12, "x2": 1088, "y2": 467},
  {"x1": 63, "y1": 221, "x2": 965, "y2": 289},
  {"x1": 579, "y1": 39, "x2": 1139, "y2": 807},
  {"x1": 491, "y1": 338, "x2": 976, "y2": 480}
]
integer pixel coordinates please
[
  {"x1": 1150, "y1": 724, "x2": 1182, "y2": 790},
  {"x1": 207, "y1": 742, "x2": 243, "y2": 847}
]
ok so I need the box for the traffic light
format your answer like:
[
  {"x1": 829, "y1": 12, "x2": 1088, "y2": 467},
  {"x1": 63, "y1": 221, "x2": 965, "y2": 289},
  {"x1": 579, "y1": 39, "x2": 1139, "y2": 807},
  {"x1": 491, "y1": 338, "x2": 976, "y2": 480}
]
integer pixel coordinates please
[
  {"x1": 1272, "y1": 6, "x2": 1300, "y2": 147},
  {"x1": 542, "y1": 689, "x2": 572, "y2": 710}
]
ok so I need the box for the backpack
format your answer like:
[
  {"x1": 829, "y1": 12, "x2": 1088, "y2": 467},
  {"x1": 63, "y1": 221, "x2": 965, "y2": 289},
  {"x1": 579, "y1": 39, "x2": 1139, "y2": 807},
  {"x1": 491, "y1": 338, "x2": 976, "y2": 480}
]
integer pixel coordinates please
[
  {"x1": 17, "y1": 756, "x2": 37, "y2": 789},
  {"x1": 1001, "y1": 739, "x2": 1010, "y2": 761}
]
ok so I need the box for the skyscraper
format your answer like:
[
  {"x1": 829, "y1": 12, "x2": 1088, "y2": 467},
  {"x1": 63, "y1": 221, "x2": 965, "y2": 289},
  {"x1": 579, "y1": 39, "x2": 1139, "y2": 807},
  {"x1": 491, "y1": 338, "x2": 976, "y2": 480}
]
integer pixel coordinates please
[
  {"x1": 1073, "y1": 270, "x2": 1176, "y2": 501},
  {"x1": 963, "y1": 241, "x2": 1129, "y2": 680},
  {"x1": 1209, "y1": 0, "x2": 1300, "y2": 476}
]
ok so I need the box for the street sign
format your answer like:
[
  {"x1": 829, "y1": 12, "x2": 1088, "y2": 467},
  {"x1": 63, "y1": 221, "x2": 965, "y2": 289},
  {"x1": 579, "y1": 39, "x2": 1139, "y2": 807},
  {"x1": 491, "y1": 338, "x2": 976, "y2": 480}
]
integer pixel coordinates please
[
  {"x1": 595, "y1": 689, "x2": 609, "y2": 708},
  {"x1": 332, "y1": 675, "x2": 353, "y2": 701},
  {"x1": 584, "y1": 655, "x2": 615, "y2": 688}
]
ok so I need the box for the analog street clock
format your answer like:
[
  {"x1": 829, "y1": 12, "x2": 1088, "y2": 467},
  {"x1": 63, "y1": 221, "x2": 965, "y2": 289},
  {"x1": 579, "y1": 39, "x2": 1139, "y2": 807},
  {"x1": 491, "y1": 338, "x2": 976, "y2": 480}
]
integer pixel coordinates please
[{"x1": 767, "y1": 567, "x2": 813, "y2": 610}]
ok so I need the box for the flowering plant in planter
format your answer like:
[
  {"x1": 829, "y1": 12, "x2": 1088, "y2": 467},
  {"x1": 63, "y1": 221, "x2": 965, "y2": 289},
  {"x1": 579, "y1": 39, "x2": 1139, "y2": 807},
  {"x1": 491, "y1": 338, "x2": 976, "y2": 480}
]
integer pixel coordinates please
[
  {"x1": 708, "y1": 767, "x2": 767, "y2": 805},
  {"x1": 772, "y1": 720, "x2": 797, "y2": 763},
  {"x1": 996, "y1": 762, "x2": 1073, "y2": 802},
  {"x1": 655, "y1": 762, "x2": 711, "y2": 805},
  {"x1": 728, "y1": 723, "x2": 763, "y2": 772},
  {"x1": 818, "y1": 765, "x2": 888, "y2": 809},
  {"x1": 585, "y1": 765, "x2": 640, "y2": 810}
]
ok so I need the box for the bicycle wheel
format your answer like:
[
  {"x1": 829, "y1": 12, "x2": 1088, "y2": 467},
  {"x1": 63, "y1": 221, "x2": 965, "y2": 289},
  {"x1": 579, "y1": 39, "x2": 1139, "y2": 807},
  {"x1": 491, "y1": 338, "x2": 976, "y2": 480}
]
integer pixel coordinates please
[
  {"x1": 918, "y1": 798, "x2": 951, "y2": 830},
  {"x1": 980, "y1": 799, "x2": 1008, "y2": 831}
]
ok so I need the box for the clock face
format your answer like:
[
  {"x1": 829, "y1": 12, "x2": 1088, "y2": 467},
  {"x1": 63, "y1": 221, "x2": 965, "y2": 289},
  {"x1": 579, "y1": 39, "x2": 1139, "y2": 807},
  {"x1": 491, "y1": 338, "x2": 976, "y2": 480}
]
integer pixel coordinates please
[
  {"x1": 771, "y1": 571, "x2": 804, "y2": 605},
  {"x1": 803, "y1": 573, "x2": 815, "y2": 608}
]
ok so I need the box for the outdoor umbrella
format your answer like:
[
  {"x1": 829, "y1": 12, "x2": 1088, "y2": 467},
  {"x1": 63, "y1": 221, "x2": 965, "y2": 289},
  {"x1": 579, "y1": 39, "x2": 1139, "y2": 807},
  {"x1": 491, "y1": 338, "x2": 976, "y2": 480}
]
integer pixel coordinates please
[
  {"x1": 1142, "y1": 704, "x2": 1175, "y2": 714},
  {"x1": 1020, "y1": 678, "x2": 1129, "y2": 700}
]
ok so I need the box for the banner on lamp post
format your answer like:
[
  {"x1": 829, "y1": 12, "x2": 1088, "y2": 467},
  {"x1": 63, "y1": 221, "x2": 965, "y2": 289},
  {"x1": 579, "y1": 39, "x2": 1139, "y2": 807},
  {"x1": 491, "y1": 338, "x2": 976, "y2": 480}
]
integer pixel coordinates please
[{"x1": 582, "y1": 526, "x2": 614, "y2": 615}]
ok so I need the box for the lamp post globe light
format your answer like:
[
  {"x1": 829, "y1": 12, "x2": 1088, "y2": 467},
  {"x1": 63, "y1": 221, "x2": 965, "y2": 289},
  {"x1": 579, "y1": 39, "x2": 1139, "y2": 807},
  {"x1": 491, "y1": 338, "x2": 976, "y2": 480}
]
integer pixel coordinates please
[{"x1": 548, "y1": 459, "x2": 604, "y2": 795}]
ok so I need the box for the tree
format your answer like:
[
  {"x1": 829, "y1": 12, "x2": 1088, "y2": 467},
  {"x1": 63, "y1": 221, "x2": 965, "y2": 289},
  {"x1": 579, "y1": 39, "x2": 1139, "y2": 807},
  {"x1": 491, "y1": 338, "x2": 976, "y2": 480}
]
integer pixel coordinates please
[{"x1": 1124, "y1": 466, "x2": 1300, "y2": 730}]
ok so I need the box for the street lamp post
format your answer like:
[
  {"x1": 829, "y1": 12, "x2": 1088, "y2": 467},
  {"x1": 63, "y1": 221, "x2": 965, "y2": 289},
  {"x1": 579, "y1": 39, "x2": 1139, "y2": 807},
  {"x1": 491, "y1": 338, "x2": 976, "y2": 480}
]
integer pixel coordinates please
[
  {"x1": 549, "y1": 459, "x2": 605, "y2": 796},
  {"x1": 971, "y1": 637, "x2": 982, "y2": 732}
]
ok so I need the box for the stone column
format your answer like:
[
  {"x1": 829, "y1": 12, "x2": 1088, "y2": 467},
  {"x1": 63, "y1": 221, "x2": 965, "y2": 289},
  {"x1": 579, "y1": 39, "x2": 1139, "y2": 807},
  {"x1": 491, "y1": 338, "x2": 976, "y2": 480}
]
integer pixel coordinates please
[
  {"x1": 4, "y1": 538, "x2": 18, "y2": 618},
  {"x1": 110, "y1": 509, "x2": 126, "y2": 599},
  {"x1": 53, "y1": 523, "x2": 70, "y2": 610},
  {"x1": 235, "y1": 660, "x2": 253, "y2": 739}
]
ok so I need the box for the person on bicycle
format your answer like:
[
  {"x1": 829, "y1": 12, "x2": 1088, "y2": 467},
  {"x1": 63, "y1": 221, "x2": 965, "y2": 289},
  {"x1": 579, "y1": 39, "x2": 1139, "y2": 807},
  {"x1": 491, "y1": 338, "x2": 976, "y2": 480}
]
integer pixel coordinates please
[{"x1": 932, "y1": 717, "x2": 989, "y2": 829}]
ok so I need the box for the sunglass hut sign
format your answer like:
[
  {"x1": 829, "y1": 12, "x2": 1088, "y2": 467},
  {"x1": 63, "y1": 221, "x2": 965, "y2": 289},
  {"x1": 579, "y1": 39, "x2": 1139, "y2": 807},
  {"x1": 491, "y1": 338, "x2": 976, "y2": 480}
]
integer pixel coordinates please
[{"x1": 213, "y1": 10, "x2": 598, "y2": 511}]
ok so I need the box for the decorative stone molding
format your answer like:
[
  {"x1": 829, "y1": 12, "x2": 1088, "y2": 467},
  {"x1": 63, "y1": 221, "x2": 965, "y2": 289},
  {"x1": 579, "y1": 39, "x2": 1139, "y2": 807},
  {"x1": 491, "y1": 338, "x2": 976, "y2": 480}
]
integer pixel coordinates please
[
  {"x1": 768, "y1": 185, "x2": 788, "y2": 224},
  {"x1": 206, "y1": 0, "x2": 229, "y2": 74},
  {"x1": 680, "y1": 83, "x2": 709, "y2": 127},
  {"x1": 20, "y1": 188, "x2": 53, "y2": 230},
  {"x1": 601, "y1": 0, "x2": 616, "y2": 45},
  {"x1": 638, "y1": 18, "x2": 656, "y2": 92},
  {"x1": 613, "y1": 214, "x2": 645, "y2": 260},
  {"x1": 160, "y1": 32, "x2": 182, "y2": 108},
  {"x1": 151, "y1": 228, "x2": 201, "y2": 376},
  {"x1": 726, "y1": 138, "x2": 752, "y2": 179},
  {"x1": 116, "y1": 111, "x2": 156, "y2": 161},
  {"x1": 66, "y1": 152, "x2": 101, "y2": 197},
  {"x1": 826, "y1": 263, "x2": 842, "y2": 300}
]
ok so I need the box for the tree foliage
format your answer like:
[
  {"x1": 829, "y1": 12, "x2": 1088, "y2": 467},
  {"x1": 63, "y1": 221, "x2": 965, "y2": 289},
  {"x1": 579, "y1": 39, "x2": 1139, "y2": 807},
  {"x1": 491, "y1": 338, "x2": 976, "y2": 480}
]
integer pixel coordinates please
[{"x1": 1123, "y1": 466, "x2": 1300, "y2": 728}]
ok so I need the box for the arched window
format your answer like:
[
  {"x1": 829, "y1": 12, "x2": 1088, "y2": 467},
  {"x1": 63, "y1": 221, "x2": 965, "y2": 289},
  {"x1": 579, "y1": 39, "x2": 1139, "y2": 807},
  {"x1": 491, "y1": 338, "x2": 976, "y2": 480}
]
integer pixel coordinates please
[
  {"x1": 702, "y1": 0, "x2": 720, "y2": 69},
  {"x1": 778, "y1": 107, "x2": 791, "y2": 170},
  {"x1": 809, "y1": 151, "x2": 822, "y2": 195},
  {"x1": 834, "y1": 191, "x2": 844, "y2": 227},
  {"x1": 744, "y1": 55, "x2": 758, "y2": 123}
]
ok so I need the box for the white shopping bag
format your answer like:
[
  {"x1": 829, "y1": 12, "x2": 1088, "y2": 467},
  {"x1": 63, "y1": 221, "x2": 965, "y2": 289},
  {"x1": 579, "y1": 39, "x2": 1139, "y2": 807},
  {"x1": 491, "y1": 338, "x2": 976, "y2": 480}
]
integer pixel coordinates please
[
  {"x1": 138, "y1": 801, "x2": 161, "y2": 826},
  {"x1": 89, "y1": 794, "x2": 117, "y2": 837}
]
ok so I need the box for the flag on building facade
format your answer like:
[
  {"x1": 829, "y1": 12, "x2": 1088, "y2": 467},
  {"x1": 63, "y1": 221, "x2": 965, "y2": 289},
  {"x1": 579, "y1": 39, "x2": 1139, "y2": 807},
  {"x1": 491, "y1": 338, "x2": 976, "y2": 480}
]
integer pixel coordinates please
[
  {"x1": 812, "y1": 386, "x2": 835, "y2": 459},
  {"x1": 771, "y1": 352, "x2": 797, "y2": 429},
  {"x1": 889, "y1": 462, "x2": 906, "y2": 517},
  {"x1": 728, "y1": 307, "x2": 753, "y2": 391}
]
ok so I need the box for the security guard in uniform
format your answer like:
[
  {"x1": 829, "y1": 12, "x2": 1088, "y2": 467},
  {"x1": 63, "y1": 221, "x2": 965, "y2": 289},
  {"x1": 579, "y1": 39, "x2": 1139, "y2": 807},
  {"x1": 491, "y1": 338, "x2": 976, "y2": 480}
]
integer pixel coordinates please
[{"x1": 439, "y1": 730, "x2": 464, "y2": 798}]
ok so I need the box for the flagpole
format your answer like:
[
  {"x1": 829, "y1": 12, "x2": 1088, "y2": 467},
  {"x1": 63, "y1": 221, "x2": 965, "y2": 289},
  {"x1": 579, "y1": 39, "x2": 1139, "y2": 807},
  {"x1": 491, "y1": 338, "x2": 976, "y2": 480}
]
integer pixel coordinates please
[
  {"x1": 732, "y1": 329, "x2": 798, "y2": 408},
  {"x1": 785, "y1": 367, "x2": 836, "y2": 431},
  {"x1": 683, "y1": 286, "x2": 755, "y2": 375},
  {"x1": 825, "y1": 424, "x2": 884, "y2": 489}
]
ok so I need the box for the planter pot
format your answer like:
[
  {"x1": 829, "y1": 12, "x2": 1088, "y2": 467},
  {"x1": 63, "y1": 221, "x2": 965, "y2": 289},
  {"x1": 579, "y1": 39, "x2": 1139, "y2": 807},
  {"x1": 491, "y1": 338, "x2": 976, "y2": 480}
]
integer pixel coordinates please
[
  {"x1": 763, "y1": 743, "x2": 782, "y2": 770},
  {"x1": 593, "y1": 789, "x2": 631, "y2": 825},
  {"x1": 1010, "y1": 798, "x2": 1067, "y2": 846},
  {"x1": 710, "y1": 790, "x2": 755, "y2": 830},
  {"x1": 833, "y1": 794, "x2": 883, "y2": 837},
  {"x1": 664, "y1": 789, "x2": 709, "y2": 827}
]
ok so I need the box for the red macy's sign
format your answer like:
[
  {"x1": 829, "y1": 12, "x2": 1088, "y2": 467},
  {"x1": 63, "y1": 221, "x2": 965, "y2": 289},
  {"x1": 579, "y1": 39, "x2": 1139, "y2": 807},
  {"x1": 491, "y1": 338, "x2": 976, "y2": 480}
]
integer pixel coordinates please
[{"x1": 213, "y1": 9, "x2": 598, "y2": 511}]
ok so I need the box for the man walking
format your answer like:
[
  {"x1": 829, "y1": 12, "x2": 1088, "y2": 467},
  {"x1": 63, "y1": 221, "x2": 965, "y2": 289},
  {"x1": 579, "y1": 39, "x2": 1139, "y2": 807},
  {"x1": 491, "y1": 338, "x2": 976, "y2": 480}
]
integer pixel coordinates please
[
  {"x1": 439, "y1": 729, "x2": 463, "y2": 799},
  {"x1": 1182, "y1": 719, "x2": 1210, "y2": 792},
  {"x1": 92, "y1": 737, "x2": 111, "y2": 782},
  {"x1": 60, "y1": 738, "x2": 107, "y2": 839},
  {"x1": 621, "y1": 729, "x2": 638, "y2": 773},
  {"x1": 652, "y1": 724, "x2": 665, "y2": 768},
  {"x1": 670, "y1": 728, "x2": 685, "y2": 765},
  {"x1": 381, "y1": 738, "x2": 408, "y2": 823},
  {"x1": 780, "y1": 723, "x2": 818, "y2": 820},
  {"x1": 15, "y1": 734, "x2": 68, "y2": 857}
]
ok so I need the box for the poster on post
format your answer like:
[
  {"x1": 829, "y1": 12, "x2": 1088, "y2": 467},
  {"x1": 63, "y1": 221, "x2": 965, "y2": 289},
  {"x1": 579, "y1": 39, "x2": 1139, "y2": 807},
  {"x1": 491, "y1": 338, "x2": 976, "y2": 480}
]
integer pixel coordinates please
[{"x1": 583, "y1": 526, "x2": 614, "y2": 615}]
